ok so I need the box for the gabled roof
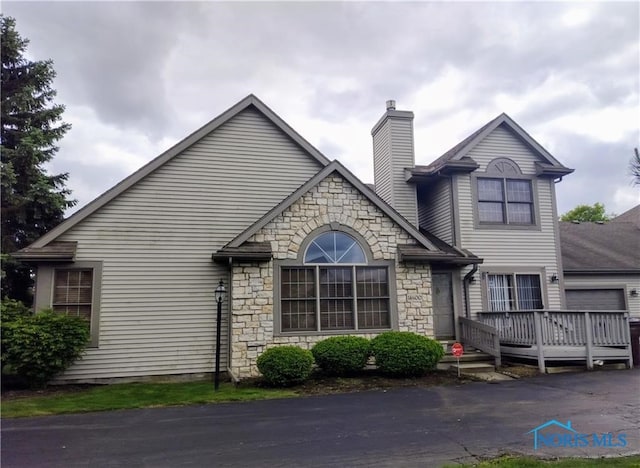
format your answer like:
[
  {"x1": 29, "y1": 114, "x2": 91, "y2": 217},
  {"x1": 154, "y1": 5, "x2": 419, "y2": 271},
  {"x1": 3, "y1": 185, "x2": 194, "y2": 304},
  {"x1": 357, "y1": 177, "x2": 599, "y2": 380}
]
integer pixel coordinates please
[
  {"x1": 27, "y1": 95, "x2": 331, "y2": 249},
  {"x1": 409, "y1": 113, "x2": 573, "y2": 180},
  {"x1": 612, "y1": 204, "x2": 640, "y2": 228},
  {"x1": 215, "y1": 160, "x2": 479, "y2": 265},
  {"x1": 559, "y1": 221, "x2": 640, "y2": 274}
]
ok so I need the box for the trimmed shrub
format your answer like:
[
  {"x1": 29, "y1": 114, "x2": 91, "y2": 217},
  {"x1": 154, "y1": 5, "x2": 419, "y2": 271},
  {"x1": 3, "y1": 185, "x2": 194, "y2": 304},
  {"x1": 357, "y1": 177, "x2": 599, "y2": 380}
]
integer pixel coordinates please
[
  {"x1": 1, "y1": 310, "x2": 89, "y2": 387},
  {"x1": 1, "y1": 298, "x2": 32, "y2": 323},
  {"x1": 370, "y1": 331, "x2": 444, "y2": 377},
  {"x1": 311, "y1": 336, "x2": 371, "y2": 376},
  {"x1": 256, "y1": 346, "x2": 314, "y2": 387}
]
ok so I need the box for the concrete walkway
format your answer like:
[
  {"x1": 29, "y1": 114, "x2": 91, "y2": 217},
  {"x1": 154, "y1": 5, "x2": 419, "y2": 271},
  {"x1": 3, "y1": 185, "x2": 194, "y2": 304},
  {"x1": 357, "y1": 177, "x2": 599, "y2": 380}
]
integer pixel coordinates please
[{"x1": 2, "y1": 369, "x2": 639, "y2": 467}]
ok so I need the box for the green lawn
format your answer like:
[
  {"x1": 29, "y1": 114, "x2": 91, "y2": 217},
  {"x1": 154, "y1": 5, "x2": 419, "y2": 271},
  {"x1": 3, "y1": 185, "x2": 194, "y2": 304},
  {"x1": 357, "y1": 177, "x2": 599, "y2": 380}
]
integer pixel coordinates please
[
  {"x1": 448, "y1": 455, "x2": 640, "y2": 467},
  {"x1": 1, "y1": 381, "x2": 297, "y2": 418}
]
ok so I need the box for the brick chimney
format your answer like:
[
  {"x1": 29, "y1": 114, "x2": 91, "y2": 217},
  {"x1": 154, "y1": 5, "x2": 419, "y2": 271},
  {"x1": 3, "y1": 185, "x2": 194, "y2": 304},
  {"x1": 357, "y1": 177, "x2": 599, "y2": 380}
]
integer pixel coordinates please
[{"x1": 371, "y1": 100, "x2": 418, "y2": 226}]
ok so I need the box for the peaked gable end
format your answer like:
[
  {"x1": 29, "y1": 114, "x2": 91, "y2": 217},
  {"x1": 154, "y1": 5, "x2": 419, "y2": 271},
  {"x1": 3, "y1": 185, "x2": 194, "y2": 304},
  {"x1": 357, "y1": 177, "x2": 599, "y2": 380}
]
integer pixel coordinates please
[
  {"x1": 28, "y1": 95, "x2": 330, "y2": 249},
  {"x1": 216, "y1": 161, "x2": 479, "y2": 265},
  {"x1": 468, "y1": 123, "x2": 556, "y2": 175},
  {"x1": 411, "y1": 114, "x2": 573, "y2": 179}
]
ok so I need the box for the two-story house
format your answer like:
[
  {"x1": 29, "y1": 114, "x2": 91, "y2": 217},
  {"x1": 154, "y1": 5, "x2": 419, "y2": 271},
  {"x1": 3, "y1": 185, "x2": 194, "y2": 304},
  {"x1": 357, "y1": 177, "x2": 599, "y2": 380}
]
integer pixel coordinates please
[
  {"x1": 17, "y1": 95, "x2": 612, "y2": 383},
  {"x1": 371, "y1": 100, "x2": 573, "y2": 341}
]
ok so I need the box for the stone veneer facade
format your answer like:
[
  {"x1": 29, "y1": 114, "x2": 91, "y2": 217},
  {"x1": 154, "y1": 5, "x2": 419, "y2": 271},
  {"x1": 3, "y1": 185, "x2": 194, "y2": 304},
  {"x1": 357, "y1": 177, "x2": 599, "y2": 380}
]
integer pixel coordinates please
[{"x1": 229, "y1": 174, "x2": 434, "y2": 378}]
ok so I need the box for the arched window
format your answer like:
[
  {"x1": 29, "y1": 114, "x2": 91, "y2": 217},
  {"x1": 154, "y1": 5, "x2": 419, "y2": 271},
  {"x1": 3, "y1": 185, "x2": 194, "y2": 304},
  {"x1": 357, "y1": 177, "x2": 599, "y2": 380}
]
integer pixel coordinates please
[
  {"x1": 304, "y1": 231, "x2": 366, "y2": 264},
  {"x1": 279, "y1": 230, "x2": 391, "y2": 333}
]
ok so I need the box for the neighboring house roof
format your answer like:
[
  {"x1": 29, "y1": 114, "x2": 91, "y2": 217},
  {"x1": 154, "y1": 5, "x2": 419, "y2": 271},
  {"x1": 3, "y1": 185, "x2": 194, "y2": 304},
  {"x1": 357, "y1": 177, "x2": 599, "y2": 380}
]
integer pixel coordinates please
[
  {"x1": 559, "y1": 221, "x2": 640, "y2": 274},
  {"x1": 611, "y1": 204, "x2": 640, "y2": 228},
  {"x1": 409, "y1": 113, "x2": 573, "y2": 180},
  {"x1": 214, "y1": 160, "x2": 480, "y2": 265},
  {"x1": 24, "y1": 94, "x2": 331, "y2": 250}
]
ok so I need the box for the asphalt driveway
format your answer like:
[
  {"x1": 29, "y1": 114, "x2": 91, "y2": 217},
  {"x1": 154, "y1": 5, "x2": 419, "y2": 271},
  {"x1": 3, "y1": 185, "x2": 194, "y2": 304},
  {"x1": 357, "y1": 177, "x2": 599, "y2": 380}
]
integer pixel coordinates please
[{"x1": 2, "y1": 369, "x2": 639, "y2": 467}]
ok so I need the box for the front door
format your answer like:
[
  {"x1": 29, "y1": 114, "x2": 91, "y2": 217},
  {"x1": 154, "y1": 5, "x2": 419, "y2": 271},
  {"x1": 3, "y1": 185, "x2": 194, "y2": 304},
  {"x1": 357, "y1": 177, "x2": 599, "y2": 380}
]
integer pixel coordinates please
[{"x1": 432, "y1": 272, "x2": 455, "y2": 339}]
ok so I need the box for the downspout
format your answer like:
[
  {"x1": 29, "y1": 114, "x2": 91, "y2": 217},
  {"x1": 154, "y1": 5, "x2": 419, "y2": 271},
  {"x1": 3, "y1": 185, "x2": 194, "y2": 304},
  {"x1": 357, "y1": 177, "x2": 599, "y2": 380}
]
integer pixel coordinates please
[{"x1": 462, "y1": 264, "x2": 478, "y2": 318}]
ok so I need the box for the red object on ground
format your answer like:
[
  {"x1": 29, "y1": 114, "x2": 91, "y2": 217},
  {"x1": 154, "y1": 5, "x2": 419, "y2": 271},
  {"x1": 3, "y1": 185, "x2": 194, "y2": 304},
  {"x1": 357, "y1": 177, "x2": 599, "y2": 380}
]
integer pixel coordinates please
[{"x1": 451, "y1": 342, "x2": 464, "y2": 358}]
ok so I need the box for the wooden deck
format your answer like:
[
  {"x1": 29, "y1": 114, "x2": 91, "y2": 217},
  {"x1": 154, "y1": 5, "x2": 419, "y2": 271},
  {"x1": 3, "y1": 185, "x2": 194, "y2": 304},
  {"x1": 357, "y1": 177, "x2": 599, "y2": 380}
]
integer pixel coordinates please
[{"x1": 460, "y1": 310, "x2": 633, "y2": 372}]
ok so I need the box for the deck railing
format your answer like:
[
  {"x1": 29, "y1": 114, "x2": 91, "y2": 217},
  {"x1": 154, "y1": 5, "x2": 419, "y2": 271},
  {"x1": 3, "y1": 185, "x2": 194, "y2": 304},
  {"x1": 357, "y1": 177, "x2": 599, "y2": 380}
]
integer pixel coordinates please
[
  {"x1": 476, "y1": 310, "x2": 633, "y2": 372},
  {"x1": 458, "y1": 317, "x2": 501, "y2": 367}
]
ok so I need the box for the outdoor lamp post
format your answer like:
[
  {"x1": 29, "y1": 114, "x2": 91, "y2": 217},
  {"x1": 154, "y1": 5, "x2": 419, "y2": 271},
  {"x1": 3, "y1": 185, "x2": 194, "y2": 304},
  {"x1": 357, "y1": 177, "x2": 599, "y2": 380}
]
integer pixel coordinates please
[{"x1": 214, "y1": 280, "x2": 226, "y2": 391}]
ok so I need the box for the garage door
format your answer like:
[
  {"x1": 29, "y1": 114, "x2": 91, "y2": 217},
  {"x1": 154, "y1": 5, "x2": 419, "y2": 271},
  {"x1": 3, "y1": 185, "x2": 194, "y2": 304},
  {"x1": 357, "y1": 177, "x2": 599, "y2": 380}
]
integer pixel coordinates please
[{"x1": 565, "y1": 289, "x2": 626, "y2": 311}]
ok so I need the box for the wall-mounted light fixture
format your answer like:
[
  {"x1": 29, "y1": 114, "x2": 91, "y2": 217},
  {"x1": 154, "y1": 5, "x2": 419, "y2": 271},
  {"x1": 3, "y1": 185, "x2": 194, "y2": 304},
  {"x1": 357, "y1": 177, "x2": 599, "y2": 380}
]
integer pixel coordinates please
[
  {"x1": 550, "y1": 274, "x2": 559, "y2": 283},
  {"x1": 468, "y1": 276, "x2": 476, "y2": 284},
  {"x1": 630, "y1": 289, "x2": 639, "y2": 297}
]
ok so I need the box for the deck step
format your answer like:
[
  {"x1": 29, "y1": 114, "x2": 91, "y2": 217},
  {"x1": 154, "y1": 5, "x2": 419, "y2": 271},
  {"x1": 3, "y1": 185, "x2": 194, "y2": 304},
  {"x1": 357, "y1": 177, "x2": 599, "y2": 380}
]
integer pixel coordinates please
[
  {"x1": 440, "y1": 352, "x2": 493, "y2": 363},
  {"x1": 448, "y1": 362, "x2": 496, "y2": 373}
]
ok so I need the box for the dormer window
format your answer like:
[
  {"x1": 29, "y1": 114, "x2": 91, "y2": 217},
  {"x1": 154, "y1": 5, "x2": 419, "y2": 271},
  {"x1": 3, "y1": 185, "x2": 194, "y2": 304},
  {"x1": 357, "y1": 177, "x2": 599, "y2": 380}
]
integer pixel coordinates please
[{"x1": 476, "y1": 158, "x2": 535, "y2": 226}]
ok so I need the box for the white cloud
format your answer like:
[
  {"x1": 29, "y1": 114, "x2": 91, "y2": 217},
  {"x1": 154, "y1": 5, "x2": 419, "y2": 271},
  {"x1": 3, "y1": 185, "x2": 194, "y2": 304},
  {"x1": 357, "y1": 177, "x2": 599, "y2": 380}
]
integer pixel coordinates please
[
  {"x1": 3, "y1": 0, "x2": 638, "y2": 217},
  {"x1": 560, "y1": 6, "x2": 595, "y2": 28}
]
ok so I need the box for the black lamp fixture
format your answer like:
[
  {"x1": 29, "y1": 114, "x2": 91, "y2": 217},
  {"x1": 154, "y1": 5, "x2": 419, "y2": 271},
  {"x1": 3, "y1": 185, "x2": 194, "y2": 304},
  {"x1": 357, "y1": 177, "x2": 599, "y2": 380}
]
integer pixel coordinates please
[
  {"x1": 215, "y1": 280, "x2": 226, "y2": 303},
  {"x1": 214, "y1": 280, "x2": 226, "y2": 391},
  {"x1": 550, "y1": 274, "x2": 559, "y2": 283},
  {"x1": 630, "y1": 289, "x2": 638, "y2": 297}
]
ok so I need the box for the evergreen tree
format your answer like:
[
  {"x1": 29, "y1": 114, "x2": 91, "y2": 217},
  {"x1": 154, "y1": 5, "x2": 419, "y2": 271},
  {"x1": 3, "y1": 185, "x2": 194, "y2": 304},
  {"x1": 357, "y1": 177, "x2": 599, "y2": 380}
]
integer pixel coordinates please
[{"x1": 1, "y1": 16, "x2": 75, "y2": 303}]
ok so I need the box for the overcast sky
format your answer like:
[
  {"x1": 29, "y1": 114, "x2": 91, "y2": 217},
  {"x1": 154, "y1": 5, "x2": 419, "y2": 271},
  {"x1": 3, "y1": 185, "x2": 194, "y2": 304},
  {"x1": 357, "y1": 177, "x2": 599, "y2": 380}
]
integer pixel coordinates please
[{"x1": 4, "y1": 1, "x2": 639, "y2": 218}]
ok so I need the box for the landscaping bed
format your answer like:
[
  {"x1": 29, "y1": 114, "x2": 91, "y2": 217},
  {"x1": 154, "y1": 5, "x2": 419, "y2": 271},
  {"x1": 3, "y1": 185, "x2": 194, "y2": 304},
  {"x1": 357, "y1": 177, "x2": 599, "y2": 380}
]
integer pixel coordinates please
[{"x1": 248, "y1": 368, "x2": 473, "y2": 395}]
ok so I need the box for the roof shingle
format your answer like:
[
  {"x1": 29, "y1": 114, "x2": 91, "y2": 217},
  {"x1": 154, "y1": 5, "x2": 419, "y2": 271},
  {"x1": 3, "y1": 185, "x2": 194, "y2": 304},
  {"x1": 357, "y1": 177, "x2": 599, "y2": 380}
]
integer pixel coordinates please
[{"x1": 559, "y1": 221, "x2": 640, "y2": 273}]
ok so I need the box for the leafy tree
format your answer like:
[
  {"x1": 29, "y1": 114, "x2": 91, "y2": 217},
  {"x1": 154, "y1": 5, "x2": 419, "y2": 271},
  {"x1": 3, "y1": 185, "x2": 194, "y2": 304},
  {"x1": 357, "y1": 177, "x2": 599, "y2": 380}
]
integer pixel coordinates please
[
  {"x1": 1, "y1": 16, "x2": 75, "y2": 303},
  {"x1": 560, "y1": 202, "x2": 612, "y2": 223},
  {"x1": 631, "y1": 148, "x2": 640, "y2": 186}
]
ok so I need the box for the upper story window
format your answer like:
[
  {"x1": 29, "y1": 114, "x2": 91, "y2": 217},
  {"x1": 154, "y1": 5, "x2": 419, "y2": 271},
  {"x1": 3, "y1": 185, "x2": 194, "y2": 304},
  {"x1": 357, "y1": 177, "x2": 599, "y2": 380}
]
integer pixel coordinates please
[
  {"x1": 478, "y1": 178, "x2": 533, "y2": 224},
  {"x1": 280, "y1": 230, "x2": 391, "y2": 333},
  {"x1": 477, "y1": 158, "x2": 534, "y2": 225}
]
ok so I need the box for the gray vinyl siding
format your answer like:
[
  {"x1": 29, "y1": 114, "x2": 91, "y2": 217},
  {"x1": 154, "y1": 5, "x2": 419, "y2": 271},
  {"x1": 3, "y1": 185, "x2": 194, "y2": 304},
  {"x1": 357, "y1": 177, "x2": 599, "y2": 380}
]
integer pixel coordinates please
[
  {"x1": 564, "y1": 275, "x2": 640, "y2": 318},
  {"x1": 418, "y1": 179, "x2": 453, "y2": 244},
  {"x1": 373, "y1": 121, "x2": 392, "y2": 203},
  {"x1": 457, "y1": 125, "x2": 564, "y2": 316},
  {"x1": 53, "y1": 107, "x2": 324, "y2": 381},
  {"x1": 373, "y1": 118, "x2": 417, "y2": 226}
]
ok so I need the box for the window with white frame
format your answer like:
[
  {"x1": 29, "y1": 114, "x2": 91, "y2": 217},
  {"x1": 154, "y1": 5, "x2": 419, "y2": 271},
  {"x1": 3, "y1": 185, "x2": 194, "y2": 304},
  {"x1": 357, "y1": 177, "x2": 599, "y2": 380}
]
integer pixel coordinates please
[
  {"x1": 486, "y1": 273, "x2": 543, "y2": 311},
  {"x1": 280, "y1": 231, "x2": 391, "y2": 333},
  {"x1": 478, "y1": 178, "x2": 534, "y2": 224}
]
